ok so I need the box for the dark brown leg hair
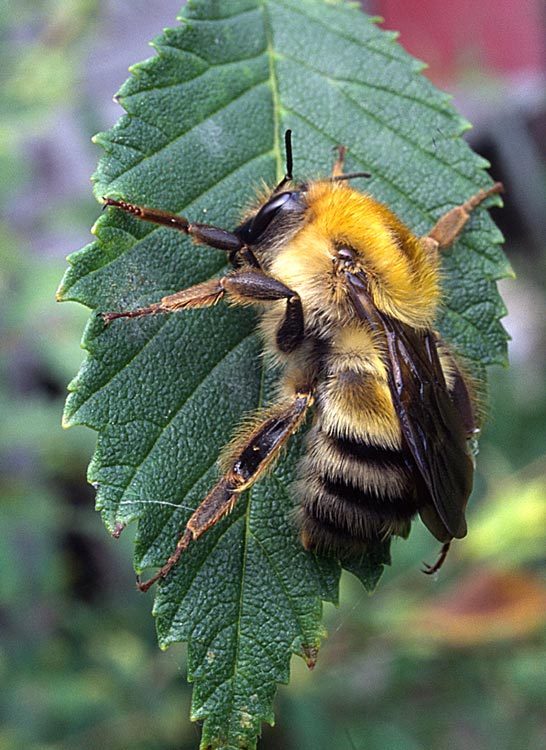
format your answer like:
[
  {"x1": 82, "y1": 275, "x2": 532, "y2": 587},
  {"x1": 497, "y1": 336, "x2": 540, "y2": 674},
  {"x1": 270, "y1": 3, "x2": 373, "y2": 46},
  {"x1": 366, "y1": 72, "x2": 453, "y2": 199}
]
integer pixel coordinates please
[
  {"x1": 424, "y1": 182, "x2": 504, "y2": 250},
  {"x1": 104, "y1": 197, "x2": 261, "y2": 269},
  {"x1": 137, "y1": 389, "x2": 314, "y2": 591},
  {"x1": 422, "y1": 541, "x2": 452, "y2": 575}
]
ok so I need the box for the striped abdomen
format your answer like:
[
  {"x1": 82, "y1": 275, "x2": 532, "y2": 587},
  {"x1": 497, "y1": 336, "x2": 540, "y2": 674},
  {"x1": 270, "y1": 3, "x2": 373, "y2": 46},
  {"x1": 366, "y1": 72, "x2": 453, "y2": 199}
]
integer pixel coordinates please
[
  {"x1": 296, "y1": 334, "x2": 421, "y2": 554},
  {"x1": 297, "y1": 426, "x2": 420, "y2": 554}
]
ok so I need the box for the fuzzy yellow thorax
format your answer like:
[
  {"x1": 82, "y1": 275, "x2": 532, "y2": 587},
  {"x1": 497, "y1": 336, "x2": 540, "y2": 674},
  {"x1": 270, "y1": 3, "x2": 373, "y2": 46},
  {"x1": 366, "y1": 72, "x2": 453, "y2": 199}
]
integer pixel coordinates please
[{"x1": 276, "y1": 181, "x2": 442, "y2": 328}]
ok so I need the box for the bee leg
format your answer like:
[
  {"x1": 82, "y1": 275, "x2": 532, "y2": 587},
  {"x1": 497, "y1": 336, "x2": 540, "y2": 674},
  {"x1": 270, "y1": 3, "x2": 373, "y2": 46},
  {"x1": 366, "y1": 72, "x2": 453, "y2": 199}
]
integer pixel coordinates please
[
  {"x1": 137, "y1": 389, "x2": 314, "y2": 592},
  {"x1": 329, "y1": 146, "x2": 371, "y2": 183},
  {"x1": 220, "y1": 270, "x2": 305, "y2": 353},
  {"x1": 102, "y1": 196, "x2": 257, "y2": 261},
  {"x1": 101, "y1": 276, "x2": 227, "y2": 323},
  {"x1": 424, "y1": 182, "x2": 504, "y2": 251},
  {"x1": 422, "y1": 541, "x2": 452, "y2": 575},
  {"x1": 332, "y1": 145, "x2": 347, "y2": 176},
  {"x1": 102, "y1": 269, "x2": 304, "y2": 352}
]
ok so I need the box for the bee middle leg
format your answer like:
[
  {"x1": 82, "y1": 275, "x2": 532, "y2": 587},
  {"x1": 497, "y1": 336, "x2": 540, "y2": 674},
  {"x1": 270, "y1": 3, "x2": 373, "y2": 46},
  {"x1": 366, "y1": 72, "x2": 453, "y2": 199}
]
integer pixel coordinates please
[
  {"x1": 422, "y1": 182, "x2": 504, "y2": 253},
  {"x1": 330, "y1": 145, "x2": 370, "y2": 183},
  {"x1": 102, "y1": 268, "x2": 305, "y2": 352},
  {"x1": 137, "y1": 388, "x2": 314, "y2": 591}
]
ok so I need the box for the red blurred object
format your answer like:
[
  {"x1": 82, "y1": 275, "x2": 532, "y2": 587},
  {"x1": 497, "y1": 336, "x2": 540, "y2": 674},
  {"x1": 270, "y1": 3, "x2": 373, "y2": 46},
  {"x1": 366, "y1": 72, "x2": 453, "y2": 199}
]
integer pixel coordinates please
[
  {"x1": 377, "y1": 0, "x2": 545, "y2": 86},
  {"x1": 410, "y1": 569, "x2": 546, "y2": 646}
]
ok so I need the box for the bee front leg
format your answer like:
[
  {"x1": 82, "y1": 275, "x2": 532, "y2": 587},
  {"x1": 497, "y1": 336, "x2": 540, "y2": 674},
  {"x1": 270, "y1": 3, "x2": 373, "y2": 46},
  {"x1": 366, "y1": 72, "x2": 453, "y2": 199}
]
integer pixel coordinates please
[
  {"x1": 137, "y1": 389, "x2": 314, "y2": 592},
  {"x1": 102, "y1": 197, "x2": 260, "y2": 268},
  {"x1": 422, "y1": 182, "x2": 504, "y2": 252}
]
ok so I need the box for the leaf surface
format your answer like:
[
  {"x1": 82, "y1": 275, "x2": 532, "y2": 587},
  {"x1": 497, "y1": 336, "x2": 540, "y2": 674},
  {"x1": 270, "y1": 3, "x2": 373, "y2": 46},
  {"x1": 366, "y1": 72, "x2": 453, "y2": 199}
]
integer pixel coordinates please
[{"x1": 58, "y1": 1, "x2": 509, "y2": 747}]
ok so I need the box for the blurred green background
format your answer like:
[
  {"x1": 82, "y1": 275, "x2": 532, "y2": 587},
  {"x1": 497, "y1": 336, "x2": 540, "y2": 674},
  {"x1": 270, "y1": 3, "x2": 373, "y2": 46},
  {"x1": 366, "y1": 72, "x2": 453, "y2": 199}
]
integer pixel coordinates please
[{"x1": 1, "y1": 2, "x2": 545, "y2": 749}]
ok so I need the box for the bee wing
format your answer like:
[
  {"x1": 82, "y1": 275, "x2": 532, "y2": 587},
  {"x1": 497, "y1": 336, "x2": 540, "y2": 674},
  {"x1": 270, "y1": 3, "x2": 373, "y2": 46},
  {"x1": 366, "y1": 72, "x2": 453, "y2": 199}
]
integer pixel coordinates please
[{"x1": 346, "y1": 273, "x2": 472, "y2": 541}]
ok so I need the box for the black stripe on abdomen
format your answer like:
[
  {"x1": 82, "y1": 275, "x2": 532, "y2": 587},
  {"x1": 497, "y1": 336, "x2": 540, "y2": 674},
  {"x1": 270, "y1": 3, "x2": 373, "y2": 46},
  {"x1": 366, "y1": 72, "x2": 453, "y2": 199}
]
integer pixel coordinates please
[
  {"x1": 329, "y1": 434, "x2": 409, "y2": 469},
  {"x1": 297, "y1": 428, "x2": 419, "y2": 554},
  {"x1": 320, "y1": 475, "x2": 419, "y2": 517}
]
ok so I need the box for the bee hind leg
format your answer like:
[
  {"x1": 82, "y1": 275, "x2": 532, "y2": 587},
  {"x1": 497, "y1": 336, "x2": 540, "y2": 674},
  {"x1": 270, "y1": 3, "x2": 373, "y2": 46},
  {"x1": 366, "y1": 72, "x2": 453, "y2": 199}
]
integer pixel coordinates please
[
  {"x1": 422, "y1": 541, "x2": 452, "y2": 575},
  {"x1": 137, "y1": 389, "x2": 314, "y2": 592}
]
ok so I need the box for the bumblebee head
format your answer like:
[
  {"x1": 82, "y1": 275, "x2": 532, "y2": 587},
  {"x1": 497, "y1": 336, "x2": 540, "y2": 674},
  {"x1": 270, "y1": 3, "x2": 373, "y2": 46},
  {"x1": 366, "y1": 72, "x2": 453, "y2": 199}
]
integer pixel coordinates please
[
  {"x1": 233, "y1": 130, "x2": 370, "y2": 261},
  {"x1": 237, "y1": 189, "x2": 306, "y2": 245}
]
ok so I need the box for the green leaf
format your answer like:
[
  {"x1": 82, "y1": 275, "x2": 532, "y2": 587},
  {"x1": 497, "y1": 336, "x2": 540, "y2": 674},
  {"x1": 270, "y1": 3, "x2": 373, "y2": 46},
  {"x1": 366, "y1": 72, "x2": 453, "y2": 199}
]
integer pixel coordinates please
[{"x1": 58, "y1": 0, "x2": 509, "y2": 747}]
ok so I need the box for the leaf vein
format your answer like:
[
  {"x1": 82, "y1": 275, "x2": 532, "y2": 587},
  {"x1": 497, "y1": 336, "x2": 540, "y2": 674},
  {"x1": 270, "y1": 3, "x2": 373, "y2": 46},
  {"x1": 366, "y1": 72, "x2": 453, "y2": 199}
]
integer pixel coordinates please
[
  {"x1": 124, "y1": 50, "x2": 268, "y2": 96},
  {"x1": 272, "y1": 0, "x2": 412, "y2": 65},
  {"x1": 279, "y1": 51, "x2": 453, "y2": 119},
  {"x1": 113, "y1": 330, "x2": 256, "y2": 509},
  {"x1": 104, "y1": 78, "x2": 271, "y2": 184}
]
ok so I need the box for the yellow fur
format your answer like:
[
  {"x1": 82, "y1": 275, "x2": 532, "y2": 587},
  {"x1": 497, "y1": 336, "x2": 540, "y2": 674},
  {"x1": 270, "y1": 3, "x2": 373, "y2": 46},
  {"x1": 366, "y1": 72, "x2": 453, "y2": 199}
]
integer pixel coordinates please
[
  {"x1": 267, "y1": 181, "x2": 440, "y2": 330},
  {"x1": 255, "y1": 181, "x2": 449, "y2": 453},
  {"x1": 233, "y1": 178, "x2": 478, "y2": 554},
  {"x1": 327, "y1": 325, "x2": 388, "y2": 377},
  {"x1": 320, "y1": 374, "x2": 401, "y2": 447},
  {"x1": 300, "y1": 432, "x2": 408, "y2": 497}
]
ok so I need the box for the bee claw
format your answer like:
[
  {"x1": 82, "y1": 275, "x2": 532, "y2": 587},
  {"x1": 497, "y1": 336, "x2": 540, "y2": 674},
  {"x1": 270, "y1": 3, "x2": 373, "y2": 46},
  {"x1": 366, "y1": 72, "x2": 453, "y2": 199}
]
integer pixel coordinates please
[
  {"x1": 100, "y1": 311, "x2": 119, "y2": 326},
  {"x1": 422, "y1": 542, "x2": 452, "y2": 576}
]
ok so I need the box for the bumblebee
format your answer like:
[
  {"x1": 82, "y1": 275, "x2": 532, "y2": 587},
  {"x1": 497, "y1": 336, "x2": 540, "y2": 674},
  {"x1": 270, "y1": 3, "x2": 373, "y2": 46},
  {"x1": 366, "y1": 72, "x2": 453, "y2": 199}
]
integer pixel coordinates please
[{"x1": 102, "y1": 131, "x2": 503, "y2": 591}]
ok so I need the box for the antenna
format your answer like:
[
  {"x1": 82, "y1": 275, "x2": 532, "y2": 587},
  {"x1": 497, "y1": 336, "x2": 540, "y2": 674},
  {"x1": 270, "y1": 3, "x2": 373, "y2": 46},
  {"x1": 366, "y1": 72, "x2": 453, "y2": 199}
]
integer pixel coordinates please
[
  {"x1": 276, "y1": 130, "x2": 370, "y2": 189},
  {"x1": 273, "y1": 129, "x2": 294, "y2": 192},
  {"x1": 331, "y1": 171, "x2": 371, "y2": 182},
  {"x1": 284, "y1": 129, "x2": 293, "y2": 181}
]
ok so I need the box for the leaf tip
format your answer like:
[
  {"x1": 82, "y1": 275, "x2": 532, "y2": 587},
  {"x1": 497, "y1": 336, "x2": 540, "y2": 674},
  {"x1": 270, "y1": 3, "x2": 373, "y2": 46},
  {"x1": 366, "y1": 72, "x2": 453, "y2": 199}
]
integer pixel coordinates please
[
  {"x1": 504, "y1": 264, "x2": 517, "y2": 281},
  {"x1": 302, "y1": 644, "x2": 319, "y2": 670},
  {"x1": 112, "y1": 522, "x2": 126, "y2": 538},
  {"x1": 460, "y1": 117, "x2": 474, "y2": 134},
  {"x1": 61, "y1": 410, "x2": 74, "y2": 430}
]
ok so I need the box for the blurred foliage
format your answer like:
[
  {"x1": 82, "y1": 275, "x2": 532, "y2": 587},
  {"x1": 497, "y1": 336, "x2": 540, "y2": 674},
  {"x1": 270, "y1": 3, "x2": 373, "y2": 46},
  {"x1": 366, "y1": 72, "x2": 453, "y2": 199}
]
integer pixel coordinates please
[
  {"x1": 0, "y1": 0, "x2": 99, "y2": 149},
  {"x1": 1, "y1": 1, "x2": 545, "y2": 749}
]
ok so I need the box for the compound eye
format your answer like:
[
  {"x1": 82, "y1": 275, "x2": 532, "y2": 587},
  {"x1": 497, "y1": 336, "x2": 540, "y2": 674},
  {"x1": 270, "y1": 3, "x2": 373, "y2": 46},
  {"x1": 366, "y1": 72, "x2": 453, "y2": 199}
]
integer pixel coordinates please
[{"x1": 246, "y1": 191, "x2": 302, "y2": 243}]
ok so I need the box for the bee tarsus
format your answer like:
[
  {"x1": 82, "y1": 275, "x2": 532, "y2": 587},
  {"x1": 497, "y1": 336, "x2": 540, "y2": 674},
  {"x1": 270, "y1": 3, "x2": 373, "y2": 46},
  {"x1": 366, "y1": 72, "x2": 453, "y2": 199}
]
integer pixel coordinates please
[{"x1": 422, "y1": 541, "x2": 452, "y2": 576}]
